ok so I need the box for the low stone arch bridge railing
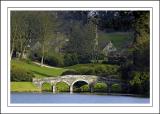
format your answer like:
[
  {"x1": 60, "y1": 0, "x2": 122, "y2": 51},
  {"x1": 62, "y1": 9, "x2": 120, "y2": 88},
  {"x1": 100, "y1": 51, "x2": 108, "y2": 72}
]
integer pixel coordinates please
[{"x1": 32, "y1": 75, "x2": 123, "y2": 93}]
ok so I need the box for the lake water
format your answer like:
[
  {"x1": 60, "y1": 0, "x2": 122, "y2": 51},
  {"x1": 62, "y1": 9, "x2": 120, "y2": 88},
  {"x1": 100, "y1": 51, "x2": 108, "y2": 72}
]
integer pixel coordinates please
[{"x1": 11, "y1": 92, "x2": 149, "y2": 104}]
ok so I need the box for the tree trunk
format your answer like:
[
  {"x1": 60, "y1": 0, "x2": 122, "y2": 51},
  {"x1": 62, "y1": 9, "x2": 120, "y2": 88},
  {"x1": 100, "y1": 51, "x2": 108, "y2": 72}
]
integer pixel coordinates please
[
  {"x1": 20, "y1": 47, "x2": 26, "y2": 59},
  {"x1": 10, "y1": 48, "x2": 14, "y2": 60},
  {"x1": 41, "y1": 45, "x2": 45, "y2": 67},
  {"x1": 19, "y1": 37, "x2": 23, "y2": 59},
  {"x1": 11, "y1": 39, "x2": 15, "y2": 60},
  {"x1": 95, "y1": 24, "x2": 99, "y2": 63},
  {"x1": 41, "y1": 56, "x2": 44, "y2": 67}
]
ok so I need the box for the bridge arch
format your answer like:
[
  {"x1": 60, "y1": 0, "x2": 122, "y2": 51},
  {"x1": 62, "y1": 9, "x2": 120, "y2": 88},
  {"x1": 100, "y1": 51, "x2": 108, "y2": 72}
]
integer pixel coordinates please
[
  {"x1": 70, "y1": 79, "x2": 90, "y2": 93},
  {"x1": 54, "y1": 80, "x2": 70, "y2": 86},
  {"x1": 55, "y1": 81, "x2": 70, "y2": 92}
]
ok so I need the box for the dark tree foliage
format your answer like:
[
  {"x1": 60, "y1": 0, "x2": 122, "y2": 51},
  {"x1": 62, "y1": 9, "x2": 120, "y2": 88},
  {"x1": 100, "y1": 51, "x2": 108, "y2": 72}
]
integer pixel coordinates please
[
  {"x1": 98, "y1": 11, "x2": 134, "y2": 32},
  {"x1": 119, "y1": 11, "x2": 150, "y2": 96},
  {"x1": 132, "y1": 11, "x2": 150, "y2": 70}
]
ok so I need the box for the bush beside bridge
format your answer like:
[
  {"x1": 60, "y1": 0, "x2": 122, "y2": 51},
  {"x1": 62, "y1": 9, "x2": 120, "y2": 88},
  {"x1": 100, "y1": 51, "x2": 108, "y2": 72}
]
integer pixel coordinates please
[
  {"x1": 41, "y1": 82, "x2": 52, "y2": 92},
  {"x1": 93, "y1": 82, "x2": 108, "y2": 92},
  {"x1": 111, "y1": 83, "x2": 122, "y2": 93},
  {"x1": 56, "y1": 82, "x2": 70, "y2": 92}
]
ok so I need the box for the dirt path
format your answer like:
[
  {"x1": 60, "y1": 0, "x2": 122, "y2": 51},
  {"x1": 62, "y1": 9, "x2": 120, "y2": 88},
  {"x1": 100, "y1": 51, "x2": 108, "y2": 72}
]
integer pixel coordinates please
[{"x1": 33, "y1": 62, "x2": 62, "y2": 69}]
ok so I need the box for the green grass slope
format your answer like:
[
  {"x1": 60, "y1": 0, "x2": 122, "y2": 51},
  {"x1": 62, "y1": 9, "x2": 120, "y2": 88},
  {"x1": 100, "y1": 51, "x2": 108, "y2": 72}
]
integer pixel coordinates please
[{"x1": 11, "y1": 59, "x2": 66, "y2": 78}]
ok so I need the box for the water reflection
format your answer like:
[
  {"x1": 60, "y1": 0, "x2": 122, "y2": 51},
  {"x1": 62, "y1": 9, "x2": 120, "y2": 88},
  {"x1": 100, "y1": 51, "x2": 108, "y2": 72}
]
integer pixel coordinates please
[{"x1": 11, "y1": 92, "x2": 150, "y2": 104}]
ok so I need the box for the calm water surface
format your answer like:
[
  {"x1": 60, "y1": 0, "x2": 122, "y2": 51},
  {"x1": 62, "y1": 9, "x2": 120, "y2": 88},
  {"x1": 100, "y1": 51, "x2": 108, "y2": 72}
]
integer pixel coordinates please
[{"x1": 11, "y1": 92, "x2": 149, "y2": 104}]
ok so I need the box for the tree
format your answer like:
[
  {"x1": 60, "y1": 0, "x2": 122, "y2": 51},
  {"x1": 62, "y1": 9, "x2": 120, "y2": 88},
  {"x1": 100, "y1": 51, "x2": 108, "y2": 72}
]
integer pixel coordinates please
[
  {"x1": 132, "y1": 11, "x2": 150, "y2": 70},
  {"x1": 11, "y1": 11, "x2": 19, "y2": 59},
  {"x1": 64, "y1": 20, "x2": 96, "y2": 64},
  {"x1": 11, "y1": 12, "x2": 33, "y2": 59},
  {"x1": 118, "y1": 11, "x2": 150, "y2": 95},
  {"x1": 88, "y1": 12, "x2": 99, "y2": 63},
  {"x1": 37, "y1": 12, "x2": 57, "y2": 66}
]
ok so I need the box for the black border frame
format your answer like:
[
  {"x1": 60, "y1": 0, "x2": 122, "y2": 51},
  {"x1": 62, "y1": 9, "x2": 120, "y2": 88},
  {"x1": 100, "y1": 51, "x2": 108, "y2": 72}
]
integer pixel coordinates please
[{"x1": 7, "y1": 7, "x2": 153, "y2": 108}]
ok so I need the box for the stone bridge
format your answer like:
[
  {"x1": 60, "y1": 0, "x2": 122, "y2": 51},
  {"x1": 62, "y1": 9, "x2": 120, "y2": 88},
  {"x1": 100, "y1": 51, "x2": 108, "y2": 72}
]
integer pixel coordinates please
[{"x1": 32, "y1": 75, "x2": 124, "y2": 93}]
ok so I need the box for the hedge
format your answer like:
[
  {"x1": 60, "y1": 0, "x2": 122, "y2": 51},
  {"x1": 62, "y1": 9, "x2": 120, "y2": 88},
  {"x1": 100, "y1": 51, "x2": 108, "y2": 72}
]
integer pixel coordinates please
[
  {"x1": 93, "y1": 82, "x2": 107, "y2": 92},
  {"x1": 76, "y1": 67, "x2": 95, "y2": 75},
  {"x1": 11, "y1": 64, "x2": 34, "y2": 82},
  {"x1": 66, "y1": 64, "x2": 119, "y2": 76},
  {"x1": 61, "y1": 69, "x2": 79, "y2": 75},
  {"x1": 111, "y1": 83, "x2": 122, "y2": 93}
]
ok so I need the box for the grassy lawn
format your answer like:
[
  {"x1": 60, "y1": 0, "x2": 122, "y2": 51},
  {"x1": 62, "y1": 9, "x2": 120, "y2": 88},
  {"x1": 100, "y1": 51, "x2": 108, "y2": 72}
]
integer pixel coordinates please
[
  {"x1": 98, "y1": 32, "x2": 133, "y2": 49},
  {"x1": 11, "y1": 82, "x2": 41, "y2": 92},
  {"x1": 11, "y1": 59, "x2": 67, "y2": 78}
]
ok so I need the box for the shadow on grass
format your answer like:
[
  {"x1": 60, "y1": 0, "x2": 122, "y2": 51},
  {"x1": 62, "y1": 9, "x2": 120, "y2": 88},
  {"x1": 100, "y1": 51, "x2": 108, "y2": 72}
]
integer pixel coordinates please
[{"x1": 32, "y1": 71, "x2": 54, "y2": 77}]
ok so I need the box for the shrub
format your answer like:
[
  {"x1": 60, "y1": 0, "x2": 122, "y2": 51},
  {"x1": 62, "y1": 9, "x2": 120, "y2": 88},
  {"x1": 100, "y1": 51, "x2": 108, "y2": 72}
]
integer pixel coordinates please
[
  {"x1": 111, "y1": 84, "x2": 122, "y2": 93},
  {"x1": 102, "y1": 60, "x2": 108, "y2": 64},
  {"x1": 61, "y1": 69, "x2": 79, "y2": 75},
  {"x1": 64, "y1": 54, "x2": 79, "y2": 66},
  {"x1": 129, "y1": 71, "x2": 149, "y2": 95},
  {"x1": 77, "y1": 54, "x2": 91, "y2": 64},
  {"x1": 45, "y1": 53, "x2": 64, "y2": 67},
  {"x1": 105, "y1": 65, "x2": 119, "y2": 75},
  {"x1": 94, "y1": 65, "x2": 107, "y2": 76},
  {"x1": 11, "y1": 64, "x2": 34, "y2": 82},
  {"x1": 65, "y1": 64, "x2": 119, "y2": 76},
  {"x1": 93, "y1": 82, "x2": 107, "y2": 92},
  {"x1": 56, "y1": 82, "x2": 70, "y2": 92},
  {"x1": 80, "y1": 84, "x2": 89, "y2": 92},
  {"x1": 94, "y1": 65, "x2": 119, "y2": 76},
  {"x1": 76, "y1": 67, "x2": 95, "y2": 75},
  {"x1": 41, "y1": 83, "x2": 52, "y2": 92},
  {"x1": 73, "y1": 87, "x2": 81, "y2": 92}
]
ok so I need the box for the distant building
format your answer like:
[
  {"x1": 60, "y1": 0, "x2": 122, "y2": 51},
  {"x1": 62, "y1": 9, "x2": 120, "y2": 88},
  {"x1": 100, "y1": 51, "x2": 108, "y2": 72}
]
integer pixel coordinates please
[{"x1": 101, "y1": 41, "x2": 117, "y2": 56}]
